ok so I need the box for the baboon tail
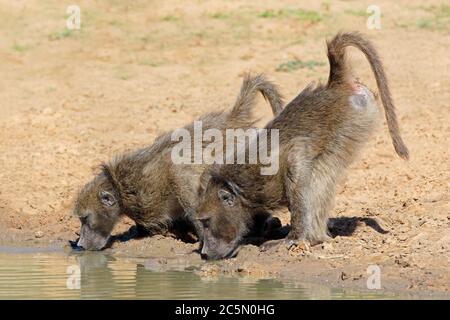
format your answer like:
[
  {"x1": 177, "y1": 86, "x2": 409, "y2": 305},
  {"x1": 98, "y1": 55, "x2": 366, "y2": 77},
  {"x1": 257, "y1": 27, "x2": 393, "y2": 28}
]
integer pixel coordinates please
[
  {"x1": 229, "y1": 74, "x2": 284, "y2": 120},
  {"x1": 326, "y1": 32, "x2": 409, "y2": 160}
]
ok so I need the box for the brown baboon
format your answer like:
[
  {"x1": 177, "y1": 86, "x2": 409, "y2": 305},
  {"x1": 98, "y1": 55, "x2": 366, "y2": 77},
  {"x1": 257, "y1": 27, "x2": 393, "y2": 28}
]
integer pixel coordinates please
[
  {"x1": 73, "y1": 74, "x2": 284, "y2": 250},
  {"x1": 197, "y1": 32, "x2": 409, "y2": 260}
]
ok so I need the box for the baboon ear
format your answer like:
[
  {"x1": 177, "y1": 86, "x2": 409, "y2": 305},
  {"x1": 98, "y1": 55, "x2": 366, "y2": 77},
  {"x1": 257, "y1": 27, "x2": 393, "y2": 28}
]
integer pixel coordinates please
[
  {"x1": 99, "y1": 190, "x2": 116, "y2": 207},
  {"x1": 218, "y1": 189, "x2": 235, "y2": 206},
  {"x1": 198, "y1": 172, "x2": 211, "y2": 196}
]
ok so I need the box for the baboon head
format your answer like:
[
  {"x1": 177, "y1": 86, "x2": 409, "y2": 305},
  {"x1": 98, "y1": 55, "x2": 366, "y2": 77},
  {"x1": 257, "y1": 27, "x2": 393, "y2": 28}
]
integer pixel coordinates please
[
  {"x1": 73, "y1": 169, "x2": 121, "y2": 250},
  {"x1": 197, "y1": 172, "x2": 251, "y2": 260}
]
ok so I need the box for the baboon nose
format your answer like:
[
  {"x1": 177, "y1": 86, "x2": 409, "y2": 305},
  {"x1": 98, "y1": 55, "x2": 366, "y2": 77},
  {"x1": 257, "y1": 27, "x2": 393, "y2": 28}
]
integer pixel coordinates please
[{"x1": 200, "y1": 253, "x2": 208, "y2": 260}]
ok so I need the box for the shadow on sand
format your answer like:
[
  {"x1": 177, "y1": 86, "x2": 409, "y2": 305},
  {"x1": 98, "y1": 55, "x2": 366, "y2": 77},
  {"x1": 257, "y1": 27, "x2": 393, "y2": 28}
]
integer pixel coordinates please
[{"x1": 108, "y1": 215, "x2": 388, "y2": 249}]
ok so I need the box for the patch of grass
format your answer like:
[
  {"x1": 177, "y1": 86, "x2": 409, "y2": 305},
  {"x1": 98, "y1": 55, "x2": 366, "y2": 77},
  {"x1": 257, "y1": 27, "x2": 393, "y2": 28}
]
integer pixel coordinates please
[
  {"x1": 138, "y1": 35, "x2": 154, "y2": 44},
  {"x1": 115, "y1": 67, "x2": 132, "y2": 80},
  {"x1": 116, "y1": 73, "x2": 131, "y2": 81},
  {"x1": 191, "y1": 31, "x2": 208, "y2": 38},
  {"x1": 395, "y1": 22, "x2": 409, "y2": 29},
  {"x1": 162, "y1": 15, "x2": 180, "y2": 22},
  {"x1": 259, "y1": 10, "x2": 279, "y2": 18},
  {"x1": 138, "y1": 59, "x2": 161, "y2": 67},
  {"x1": 276, "y1": 59, "x2": 325, "y2": 72},
  {"x1": 211, "y1": 12, "x2": 230, "y2": 19},
  {"x1": 48, "y1": 29, "x2": 74, "y2": 41},
  {"x1": 108, "y1": 19, "x2": 123, "y2": 26},
  {"x1": 321, "y1": 1, "x2": 331, "y2": 13},
  {"x1": 288, "y1": 9, "x2": 322, "y2": 22},
  {"x1": 424, "y1": 4, "x2": 450, "y2": 18},
  {"x1": 345, "y1": 9, "x2": 367, "y2": 17},
  {"x1": 417, "y1": 5, "x2": 450, "y2": 32},
  {"x1": 258, "y1": 8, "x2": 322, "y2": 23},
  {"x1": 12, "y1": 43, "x2": 28, "y2": 53},
  {"x1": 416, "y1": 19, "x2": 433, "y2": 29}
]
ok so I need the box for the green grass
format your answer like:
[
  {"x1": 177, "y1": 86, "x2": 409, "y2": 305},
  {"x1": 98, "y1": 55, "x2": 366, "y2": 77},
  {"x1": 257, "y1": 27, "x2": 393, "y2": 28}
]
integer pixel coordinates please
[
  {"x1": 115, "y1": 66, "x2": 132, "y2": 80},
  {"x1": 108, "y1": 19, "x2": 123, "y2": 26},
  {"x1": 416, "y1": 5, "x2": 450, "y2": 32},
  {"x1": 48, "y1": 29, "x2": 74, "y2": 41},
  {"x1": 138, "y1": 34, "x2": 155, "y2": 44},
  {"x1": 12, "y1": 43, "x2": 28, "y2": 53},
  {"x1": 138, "y1": 59, "x2": 161, "y2": 67},
  {"x1": 190, "y1": 31, "x2": 208, "y2": 38},
  {"x1": 258, "y1": 10, "x2": 279, "y2": 18},
  {"x1": 424, "y1": 4, "x2": 450, "y2": 18},
  {"x1": 258, "y1": 8, "x2": 322, "y2": 23},
  {"x1": 162, "y1": 15, "x2": 180, "y2": 22},
  {"x1": 345, "y1": 9, "x2": 367, "y2": 17},
  {"x1": 276, "y1": 59, "x2": 325, "y2": 72},
  {"x1": 416, "y1": 19, "x2": 433, "y2": 29},
  {"x1": 211, "y1": 12, "x2": 230, "y2": 19}
]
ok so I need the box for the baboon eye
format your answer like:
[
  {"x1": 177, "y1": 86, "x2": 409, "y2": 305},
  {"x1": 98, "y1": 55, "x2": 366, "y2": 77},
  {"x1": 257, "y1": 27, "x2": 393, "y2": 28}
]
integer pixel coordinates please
[
  {"x1": 197, "y1": 216, "x2": 211, "y2": 228},
  {"x1": 218, "y1": 189, "x2": 235, "y2": 206},
  {"x1": 99, "y1": 190, "x2": 116, "y2": 207}
]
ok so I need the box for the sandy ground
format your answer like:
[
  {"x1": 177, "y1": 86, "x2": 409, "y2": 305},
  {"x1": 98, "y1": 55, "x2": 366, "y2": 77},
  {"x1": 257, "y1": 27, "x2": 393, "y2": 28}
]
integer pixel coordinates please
[{"x1": 0, "y1": 0, "x2": 448, "y2": 294}]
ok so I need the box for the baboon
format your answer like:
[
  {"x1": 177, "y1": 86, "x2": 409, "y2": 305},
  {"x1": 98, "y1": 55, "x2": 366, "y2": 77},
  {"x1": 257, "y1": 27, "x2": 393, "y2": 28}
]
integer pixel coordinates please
[
  {"x1": 197, "y1": 32, "x2": 409, "y2": 260},
  {"x1": 73, "y1": 74, "x2": 284, "y2": 250}
]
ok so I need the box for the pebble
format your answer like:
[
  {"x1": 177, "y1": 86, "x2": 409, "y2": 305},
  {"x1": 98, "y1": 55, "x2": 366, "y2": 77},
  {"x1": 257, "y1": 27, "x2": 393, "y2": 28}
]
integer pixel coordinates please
[
  {"x1": 340, "y1": 271, "x2": 349, "y2": 280},
  {"x1": 34, "y1": 231, "x2": 44, "y2": 238},
  {"x1": 42, "y1": 107, "x2": 53, "y2": 115}
]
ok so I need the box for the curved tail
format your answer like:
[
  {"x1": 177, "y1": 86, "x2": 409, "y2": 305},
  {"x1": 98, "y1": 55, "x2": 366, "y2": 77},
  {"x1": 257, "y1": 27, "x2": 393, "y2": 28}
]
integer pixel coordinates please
[
  {"x1": 229, "y1": 74, "x2": 284, "y2": 120},
  {"x1": 326, "y1": 32, "x2": 409, "y2": 160}
]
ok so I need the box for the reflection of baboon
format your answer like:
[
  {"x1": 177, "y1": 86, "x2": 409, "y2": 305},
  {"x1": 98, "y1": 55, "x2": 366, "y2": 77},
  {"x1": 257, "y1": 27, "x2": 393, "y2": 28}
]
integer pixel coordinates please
[
  {"x1": 75, "y1": 252, "x2": 117, "y2": 298},
  {"x1": 73, "y1": 75, "x2": 284, "y2": 250},
  {"x1": 135, "y1": 265, "x2": 202, "y2": 299},
  {"x1": 197, "y1": 32, "x2": 409, "y2": 260}
]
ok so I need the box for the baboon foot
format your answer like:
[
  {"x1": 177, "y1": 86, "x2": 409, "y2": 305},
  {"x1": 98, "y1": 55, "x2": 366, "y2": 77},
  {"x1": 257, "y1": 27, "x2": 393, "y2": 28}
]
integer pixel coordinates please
[{"x1": 260, "y1": 237, "x2": 306, "y2": 252}]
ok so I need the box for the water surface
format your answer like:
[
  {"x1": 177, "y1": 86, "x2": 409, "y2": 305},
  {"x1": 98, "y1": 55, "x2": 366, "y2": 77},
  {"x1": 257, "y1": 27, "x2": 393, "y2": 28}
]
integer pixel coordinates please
[{"x1": 0, "y1": 249, "x2": 403, "y2": 299}]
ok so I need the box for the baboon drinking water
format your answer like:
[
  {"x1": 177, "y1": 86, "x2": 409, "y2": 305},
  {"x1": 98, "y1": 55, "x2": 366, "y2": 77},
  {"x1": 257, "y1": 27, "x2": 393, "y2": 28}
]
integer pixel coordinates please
[
  {"x1": 73, "y1": 74, "x2": 284, "y2": 250},
  {"x1": 197, "y1": 32, "x2": 409, "y2": 260}
]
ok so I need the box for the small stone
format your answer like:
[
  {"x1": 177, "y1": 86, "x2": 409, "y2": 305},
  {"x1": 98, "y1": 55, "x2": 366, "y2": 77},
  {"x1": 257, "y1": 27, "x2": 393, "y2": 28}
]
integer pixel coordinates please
[
  {"x1": 42, "y1": 107, "x2": 53, "y2": 115},
  {"x1": 340, "y1": 271, "x2": 349, "y2": 280},
  {"x1": 289, "y1": 240, "x2": 311, "y2": 256},
  {"x1": 396, "y1": 259, "x2": 410, "y2": 268},
  {"x1": 34, "y1": 231, "x2": 44, "y2": 238}
]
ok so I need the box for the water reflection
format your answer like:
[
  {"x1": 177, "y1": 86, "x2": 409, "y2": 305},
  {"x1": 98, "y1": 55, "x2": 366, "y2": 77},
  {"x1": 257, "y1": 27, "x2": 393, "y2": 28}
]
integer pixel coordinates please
[{"x1": 0, "y1": 251, "x2": 396, "y2": 299}]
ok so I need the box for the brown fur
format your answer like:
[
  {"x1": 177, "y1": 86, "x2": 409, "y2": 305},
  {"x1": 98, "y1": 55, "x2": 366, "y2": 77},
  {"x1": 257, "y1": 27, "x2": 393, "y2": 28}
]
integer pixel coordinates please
[
  {"x1": 197, "y1": 32, "x2": 409, "y2": 260},
  {"x1": 73, "y1": 74, "x2": 284, "y2": 250},
  {"x1": 327, "y1": 32, "x2": 409, "y2": 159}
]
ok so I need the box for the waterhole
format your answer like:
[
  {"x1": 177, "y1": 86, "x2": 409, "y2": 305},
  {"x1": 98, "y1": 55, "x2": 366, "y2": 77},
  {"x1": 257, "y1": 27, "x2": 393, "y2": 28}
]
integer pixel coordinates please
[{"x1": 0, "y1": 247, "x2": 402, "y2": 299}]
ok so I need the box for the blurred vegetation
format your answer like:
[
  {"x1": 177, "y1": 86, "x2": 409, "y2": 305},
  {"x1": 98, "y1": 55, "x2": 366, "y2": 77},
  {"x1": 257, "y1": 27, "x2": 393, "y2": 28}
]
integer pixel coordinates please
[
  {"x1": 48, "y1": 29, "x2": 75, "y2": 41},
  {"x1": 12, "y1": 43, "x2": 28, "y2": 53},
  {"x1": 162, "y1": 15, "x2": 180, "y2": 22},
  {"x1": 345, "y1": 9, "x2": 368, "y2": 17},
  {"x1": 416, "y1": 5, "x2": 450, "y2": 32},
  {"x1": 276, "y1": 60, "x2": 325, "y2": 72},
  {"x1": 258, "y1": 8, "x2": 323, "y2": 23}
]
